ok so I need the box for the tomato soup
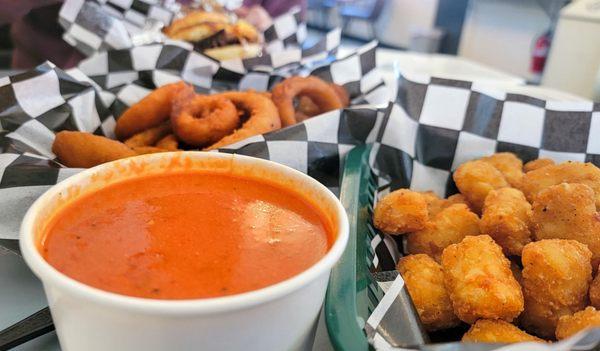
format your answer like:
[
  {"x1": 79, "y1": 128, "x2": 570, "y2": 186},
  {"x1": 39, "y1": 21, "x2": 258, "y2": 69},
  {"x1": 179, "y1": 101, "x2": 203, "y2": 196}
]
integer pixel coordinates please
[{"x1": 41, "y1": 172, "x2": 333, "y2": 299}]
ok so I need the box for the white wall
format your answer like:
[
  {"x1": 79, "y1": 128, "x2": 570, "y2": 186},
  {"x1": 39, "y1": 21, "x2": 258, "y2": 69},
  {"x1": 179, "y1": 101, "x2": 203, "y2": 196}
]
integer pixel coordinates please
[{"x1": 458, "y1": 0, "x2": 553, "y2": 80}]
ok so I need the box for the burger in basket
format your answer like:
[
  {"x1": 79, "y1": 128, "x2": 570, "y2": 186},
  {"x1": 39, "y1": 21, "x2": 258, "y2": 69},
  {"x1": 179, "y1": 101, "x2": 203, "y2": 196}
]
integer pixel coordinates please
[{"x1": 164, "y1": 10, "x2": 261, "y2": 61}]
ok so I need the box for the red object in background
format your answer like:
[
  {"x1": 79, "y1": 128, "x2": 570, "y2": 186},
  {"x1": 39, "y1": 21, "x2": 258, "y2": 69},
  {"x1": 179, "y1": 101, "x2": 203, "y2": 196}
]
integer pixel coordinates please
[{"x1": 531, "y1": 30, "x2": 551, "y2": 75}]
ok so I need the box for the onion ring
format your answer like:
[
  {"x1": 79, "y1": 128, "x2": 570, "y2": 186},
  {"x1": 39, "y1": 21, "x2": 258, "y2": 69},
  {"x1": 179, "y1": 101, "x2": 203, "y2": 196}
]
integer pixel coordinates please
[
  {"x1": 155, "y1": 134, "x2": 179, "y2": 151},
  {"x1": 170, "y1": 94, "x2": 239, "y2": 147},
  {"x1": 124, "y1": 123, "x2": 172, "y2": 148},
  {"x1": 330, "y1": 83, "x2": 350, "y2": 107},
  {"x1": 115, "y1": 82, "x2": 191, "y2": 140},
  {"x1": 205, "y1": 91, "x2": 280, "y2": 150},
  {"x1": 132, "y1": 146, "x2": 170, "y2": 155},
  {"x1": 53, "y1": 131, "x2": 136, "y2": 168},
  {"x1": 271, "y1": 76, "x2": 345, "y2": 127}
]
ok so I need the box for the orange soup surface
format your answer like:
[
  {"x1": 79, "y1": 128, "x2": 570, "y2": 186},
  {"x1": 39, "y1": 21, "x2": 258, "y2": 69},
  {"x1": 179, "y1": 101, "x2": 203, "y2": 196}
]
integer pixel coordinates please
[{"x1": 41, "y1": 172, "x2": 333, "y2": 299}]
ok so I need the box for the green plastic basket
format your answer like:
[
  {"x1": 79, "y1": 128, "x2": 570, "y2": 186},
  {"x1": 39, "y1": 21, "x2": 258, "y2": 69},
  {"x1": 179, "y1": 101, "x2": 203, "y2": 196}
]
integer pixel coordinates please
[{"x1": 324, "y1": 145, "x2": 384, "y2": 351}]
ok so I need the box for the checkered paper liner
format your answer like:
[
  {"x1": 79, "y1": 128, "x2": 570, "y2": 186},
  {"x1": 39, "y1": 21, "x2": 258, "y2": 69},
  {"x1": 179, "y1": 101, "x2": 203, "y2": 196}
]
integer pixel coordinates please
[
  {"x1": 59, "y1": 0, "x2": 311, "y2": 58},
  {"x1": 75, "y1": 28, "x2": 342, "y2": 91},
  {"x1": 362, "y1": 74, "x2": 600, "y2": 349},
  {"x1": 0, "y1": 41, "x2": 387, "y2": 242}
]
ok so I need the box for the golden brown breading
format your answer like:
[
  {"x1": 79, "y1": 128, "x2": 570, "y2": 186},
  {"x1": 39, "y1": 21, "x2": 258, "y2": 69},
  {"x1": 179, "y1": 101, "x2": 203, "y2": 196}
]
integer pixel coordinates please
[
  {"x1": 407, "y1": 204, "x2": 480, "y2": 262},
  {"x1": 462, "y1": 319, "x2": 545, "y2": 343},
  {"x1": 531, "y1": 183, "x2": 600, "y2": 268},
  {"x1": 446, "y1": 193, "x2": 470, "y2": 207},
  {"x1": 556, "y1": 307, "x2": 600, "y2": 340},
  {"x1": 480, "y1": 188, "x2": 533, "y2": 256},
  {"x1": 520, "y1": 239, "x2": 593, "y2": 338},
  {"x1": 590, "y1": 268, "x2": 600, "y2": 309},
  {"x1": 482, "y1": 152, "x2": 524, "y2": 188},
  {"x1": 420, "y1": 191, "x2": 447, "y2": 218},
  {"x1": 373, "y1": 189, "x2": 428, "y2": 235},
  {"x1": 520, "y1": 161, "x2": 600, "y2": 207},
  {"x1": 397, "y1": 254, "x2": 460, "y2": 331},
  {"x1": 453, "y1": 160, "x2": 509, "y2": 213},
  {"x1": 524, "y1": 158, "x2": 555, "y2": 173},
  {"x1": 441, "y1": 235, "x2": 524, "y2": 324}
]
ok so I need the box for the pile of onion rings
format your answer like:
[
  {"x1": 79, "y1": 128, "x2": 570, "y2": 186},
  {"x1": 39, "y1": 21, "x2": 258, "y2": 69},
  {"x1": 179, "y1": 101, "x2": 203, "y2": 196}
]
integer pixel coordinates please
[{"x1": 53, "y1": 75, "x2": 349, "y2": 168}]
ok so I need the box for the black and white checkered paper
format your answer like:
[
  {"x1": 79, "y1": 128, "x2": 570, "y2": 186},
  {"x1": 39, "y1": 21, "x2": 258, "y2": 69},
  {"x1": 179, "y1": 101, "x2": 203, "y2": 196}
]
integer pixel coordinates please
[
  {"x1": 0, "y1": 41, "x2": 385, "y2": 241},
  {"x1": 59, "y1": 0, "x2": 316, "y2": 60},
  {"x1": 364, "y1": 74, "x2": 600, "y2": 350}
]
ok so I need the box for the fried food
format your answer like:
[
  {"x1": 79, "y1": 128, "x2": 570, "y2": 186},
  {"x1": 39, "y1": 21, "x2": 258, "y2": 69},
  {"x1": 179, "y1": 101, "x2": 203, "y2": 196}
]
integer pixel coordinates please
[
  {"x1": 524, "y1": 158, "x2": 555, "y2": 173},
  {"x1": 420, "y1": 191, "x2": 447, "y2": 217},
  {"x1": 590, "y1": 269, "x2": 600, "y2": 309},
  {"x1": 372, "y1": 189, "x2": 428, "y2": 235},
  {"x1": 155, "y1": 134, "x2": 179, "y2": 151},
  {"x1": 481, "y1": 152, "x2": 524, "y2": 188},
  {"x1": 453, "y1": 160, "x2": 509, "y2": 213},
  {"x1": 294, "y1": 83, "x2": 350, "y2": 122},
  {"x1": 521, "y1": 161, "x2": 600, "y2": 207},
  {"x1": 446, "y1": 193, "x2": 470, "y2": 207},
  {"x1": 397, "y1": 254, "x2": 460, "y2": 331},
  {"x1": 407, "y1": 204, "x2": 480, "y2": 262},
  {"x1": 114, "y1": 82, "x2": 190, "y2": 140},
  {"x1": 441, "y1": 235, "x2": 524, "y2": 323},
  {"x1": 462, "y1": 319, "x2": 545, "y2": 343},
  {"x1": 53, "y1": 131, "x2": 136, "y2": 168},
  {"x1": 555, "y1": 307, "x2": 600, "y2": 340},
  {"x1": 205, "y1": 91, "x2": 281, "y2": 150},
  {"x1": 171, "y1": 94, "x2": 239, "y2": 147},
  {"x1": 131, "y1": 146, "x2": 169, "y2": 154},
  {"x1": 531, "y1": 183, "x2": 600, "y2": 268},
  {"x1": 480, "y1": 188, "x2": 533, "y2": 256},
  {"x1": 271, "y1": 76, "x2": 345, "y2": 127},
  {"x1": 520, "y1": 239, "x2": 592, "y2": 338},
  {"x1": 123, "y1": 123, "x2": 172, "y2": 148}
]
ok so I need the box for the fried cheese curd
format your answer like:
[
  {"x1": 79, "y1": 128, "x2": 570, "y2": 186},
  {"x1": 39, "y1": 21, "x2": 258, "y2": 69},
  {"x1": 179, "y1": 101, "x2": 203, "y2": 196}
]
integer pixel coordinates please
[
  {"x1": 441, "y1": 235, "x2": 524, "y2": 324},
  {"x1": 481, "y1": 152, "x2": 524, "y2": 188},
  {"x1": 520, "y1": 239, "x2": 593, "y2": 338},
  {"x1": 524, "y1": 158, "x2": 555, "y2": 173},
  {"x1": 480, "y1": 187, "x2": 533, "y2": 256},
  {"x1": 521, "y1": 161, "x2": 600, "y2": 208},
  {"x1": 462, "y1": 319, "x2": 544, "y2": 343},
  {"x1": 555, "y1": 307, "x2": 600, "y2": 340},
  {"x1": 531, "y1": 183, "x2": 600, "y2": 268},
  {"x1": 453, "y1": 160, "x2": 509, "y2": 213},
  {"x1": 373, "y1": 189, "x2": 428, "y2": 235},
  {"x1": 396, "y1": 254, "x2": 460, "y2": 331},
  {"x1": 406, "y1": 204, "x2": 480, "y2": 262},
  {"x1": 590, "y1": 268, "x2": 600, "y2": 309}
]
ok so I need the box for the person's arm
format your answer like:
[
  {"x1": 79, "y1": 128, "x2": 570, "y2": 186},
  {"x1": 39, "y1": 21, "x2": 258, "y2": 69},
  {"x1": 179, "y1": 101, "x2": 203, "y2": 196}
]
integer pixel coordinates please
[{"x1": 0, "y1": 0, "x2": 63, "y2": 24}]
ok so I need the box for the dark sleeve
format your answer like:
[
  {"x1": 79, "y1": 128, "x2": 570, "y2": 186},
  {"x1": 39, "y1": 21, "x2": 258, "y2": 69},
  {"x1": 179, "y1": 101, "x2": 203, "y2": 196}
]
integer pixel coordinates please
[{"x1": 0, "y1": 0, "x2": 63, "y2": 24}]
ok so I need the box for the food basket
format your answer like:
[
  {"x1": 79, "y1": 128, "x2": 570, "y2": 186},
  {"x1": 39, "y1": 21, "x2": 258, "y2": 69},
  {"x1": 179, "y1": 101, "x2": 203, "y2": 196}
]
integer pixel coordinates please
[{"x1": 326, "y1": 145, "x2": 426, "y2": 351}]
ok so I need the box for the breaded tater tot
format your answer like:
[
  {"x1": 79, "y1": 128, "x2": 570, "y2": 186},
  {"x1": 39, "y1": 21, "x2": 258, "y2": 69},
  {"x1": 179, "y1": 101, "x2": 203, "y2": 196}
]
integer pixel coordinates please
[
  {"x1": 446, "y1": 193, "x2": 470, "y2": 207},
  {"x1": 521, "y1": 239, "x2": 592, "y2": 338},
  {"x1": 481, "y1": 152, "x2": 524, "y2": 188},
  {"x1": 462, "y1": 319, "x2": 545, "y2": 343},
  {"x1": 373, "y1": 189, "x2": 428, "y2": 235},
  {"x1": 555, "y1": 307, "x2": 600, "y2": 340},
  {"x1": 453, "y1": 160, "x2": 509, "y2": 213},
  {"x1": 397, "y1": 254, "x2": 460, "y2": 331},
  {"x1": 590, "y1": 268, "x2": 600, "y2": 309},
  {"x1": 420, "y1": 191, "x2": 446, "y2": 217},
  {"x1": 441, "y1": 235, "x2": 524, "y2": 323},
  {"x1": 407, "y1": 204, "x2": 480, "y2": 262},
  {"x1": 524, "y1": 158, "x2": 555, "y2": 173},
  {"x1": 521, "y1": 161, "x2": 600, "y2": 207},
  {"x1": 480, "y1": 188, "x2": 533, "y2": 256},
  {"x1": 531, "y1": 183, "x2": 600, "y2": 268}
]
